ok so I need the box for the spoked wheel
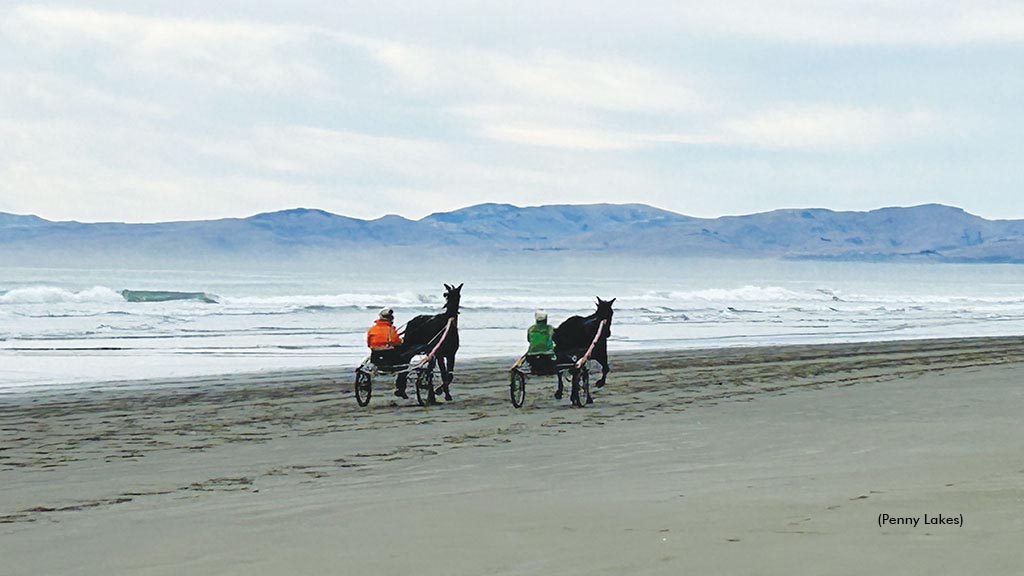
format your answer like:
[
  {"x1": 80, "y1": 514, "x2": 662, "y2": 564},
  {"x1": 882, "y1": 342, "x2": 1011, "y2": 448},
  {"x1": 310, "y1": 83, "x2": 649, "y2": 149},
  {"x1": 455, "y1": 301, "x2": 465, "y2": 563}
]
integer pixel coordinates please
[
  {"x1": 415, "y1": 369, "x2": 436, "y2": 406},
  {"x1": 570, "y1": 367, "x2": 591, "y2": 408},
  {"x1": 354, "y1": 371, "x2": 372, "y2": 407},
  {"x1": 510, "y1": 371, "x2": 526, "y2": 408},
  {"x1": 581, "y1": 367, "x2": 592, "y2": 405}
]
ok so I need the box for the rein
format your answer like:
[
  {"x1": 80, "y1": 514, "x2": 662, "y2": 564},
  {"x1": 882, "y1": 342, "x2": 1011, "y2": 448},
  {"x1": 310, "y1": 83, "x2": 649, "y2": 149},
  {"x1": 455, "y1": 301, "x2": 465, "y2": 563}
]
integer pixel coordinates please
[
  {"x1": 575, "y1": 319, "x2": 608, "y2": 369},
  {"x1": 416, "y1": 317, "x2": 455, "y2": 367}
]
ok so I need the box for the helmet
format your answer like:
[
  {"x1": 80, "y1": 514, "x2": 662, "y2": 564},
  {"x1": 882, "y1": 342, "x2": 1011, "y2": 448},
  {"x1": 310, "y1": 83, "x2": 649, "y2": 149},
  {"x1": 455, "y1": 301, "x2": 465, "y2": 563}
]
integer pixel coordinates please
[
  {"x1": 534, "y1": 311, "x2": 548, "y2": 322},
  {"x1": 379, "y1": 307, "x2": 394, "y2": 320}
]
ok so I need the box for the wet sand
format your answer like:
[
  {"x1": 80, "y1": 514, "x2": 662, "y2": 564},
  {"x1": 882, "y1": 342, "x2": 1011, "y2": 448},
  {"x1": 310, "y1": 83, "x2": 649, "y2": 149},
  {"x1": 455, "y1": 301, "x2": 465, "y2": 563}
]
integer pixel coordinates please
[{"x1": 2, "y1": 336, "x2": 1024, "y2": 575}]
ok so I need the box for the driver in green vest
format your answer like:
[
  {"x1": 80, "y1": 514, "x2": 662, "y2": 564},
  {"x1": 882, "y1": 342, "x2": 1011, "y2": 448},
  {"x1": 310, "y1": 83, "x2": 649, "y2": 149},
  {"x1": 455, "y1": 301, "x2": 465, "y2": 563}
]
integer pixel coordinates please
[{"x1": 526, "y1": 311, "x2": 556, "y2": 374}]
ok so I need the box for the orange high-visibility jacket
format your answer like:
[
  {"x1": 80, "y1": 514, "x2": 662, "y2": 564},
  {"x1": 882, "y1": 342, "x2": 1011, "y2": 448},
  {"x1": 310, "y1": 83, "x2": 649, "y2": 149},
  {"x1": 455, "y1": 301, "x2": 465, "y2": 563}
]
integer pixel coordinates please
[{"x1": 367, "y1": 319, "x2": 402, "y2": 349}]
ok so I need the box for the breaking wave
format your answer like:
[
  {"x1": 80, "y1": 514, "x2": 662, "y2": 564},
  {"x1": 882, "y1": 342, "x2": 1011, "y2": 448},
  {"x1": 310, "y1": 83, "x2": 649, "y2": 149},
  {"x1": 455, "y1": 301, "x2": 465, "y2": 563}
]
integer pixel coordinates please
[
  {"x1": 221, "y1": 291, "x2": 443, "y2": 309},
  {"x1": 639, "y1": 286, "x2": 825, "y2": 303},
  {"x1": 5, "y1": 284, "x2": 1024, "y2": 314},
  {"x1": 121, "y1": 290, "x2": 218, "y2": 304},
  {"x1": 0, "y1": 286, "x2": 123, "y2": 305}
]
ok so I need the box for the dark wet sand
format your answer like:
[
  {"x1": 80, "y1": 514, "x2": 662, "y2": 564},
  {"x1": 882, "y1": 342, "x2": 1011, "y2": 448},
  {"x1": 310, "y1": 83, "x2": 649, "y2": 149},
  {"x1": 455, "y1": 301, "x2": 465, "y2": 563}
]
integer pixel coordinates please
[{"x1": 2, "y1": 336, "x2": 1024, "y2": 575}]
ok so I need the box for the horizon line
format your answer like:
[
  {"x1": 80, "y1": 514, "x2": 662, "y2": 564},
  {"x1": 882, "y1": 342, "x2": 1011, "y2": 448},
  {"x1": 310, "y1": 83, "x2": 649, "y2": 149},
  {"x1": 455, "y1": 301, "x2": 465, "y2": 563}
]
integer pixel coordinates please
[{"x1": 0, "y1": 201, "x2": 991, "y2": 226}]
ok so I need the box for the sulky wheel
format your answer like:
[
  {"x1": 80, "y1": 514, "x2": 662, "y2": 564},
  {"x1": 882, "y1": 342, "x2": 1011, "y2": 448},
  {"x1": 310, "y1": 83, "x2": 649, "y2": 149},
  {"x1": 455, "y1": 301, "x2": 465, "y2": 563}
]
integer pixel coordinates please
[
  {"x1": 581, "y1": 366, "x2": 592, "y2": 405},
  {"x1": 354, "y1": 371, "x2": 372, "y2": 407},
  {"x1": 510, "y1": 371, "x2": 526, "y2": 408},
  {"x1": 415, "y1": 369, "x2": 436, "y2": 406}
]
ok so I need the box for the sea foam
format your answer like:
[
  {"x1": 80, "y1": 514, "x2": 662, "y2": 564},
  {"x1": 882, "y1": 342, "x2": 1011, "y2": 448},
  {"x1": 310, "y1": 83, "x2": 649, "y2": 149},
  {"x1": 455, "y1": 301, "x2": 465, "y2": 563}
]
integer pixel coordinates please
[{"x1": 0, "y1": 286, "x2": 124, "y2": 305}]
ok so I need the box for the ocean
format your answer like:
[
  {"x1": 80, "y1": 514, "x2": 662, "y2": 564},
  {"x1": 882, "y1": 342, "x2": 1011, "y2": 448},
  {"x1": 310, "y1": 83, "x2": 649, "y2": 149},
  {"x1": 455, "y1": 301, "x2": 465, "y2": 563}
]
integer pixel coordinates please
[{"x1": 3, "y1": 256, "x2": 1024, "y2": 393}]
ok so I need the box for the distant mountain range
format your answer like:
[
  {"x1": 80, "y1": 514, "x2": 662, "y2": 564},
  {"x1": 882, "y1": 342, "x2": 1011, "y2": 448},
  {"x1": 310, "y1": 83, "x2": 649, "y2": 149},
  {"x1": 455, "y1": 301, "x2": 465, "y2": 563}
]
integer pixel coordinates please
[{"x1": 3, "y1": 203, "x2": 1024, "y2": 265}]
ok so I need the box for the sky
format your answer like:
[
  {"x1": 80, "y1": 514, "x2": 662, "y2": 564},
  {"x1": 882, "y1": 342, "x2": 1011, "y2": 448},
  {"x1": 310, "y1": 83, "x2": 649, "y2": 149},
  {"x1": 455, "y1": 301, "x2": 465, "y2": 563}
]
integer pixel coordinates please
[{"x1": 0, "y1": 1, "x2": 1022, "y2": 223}]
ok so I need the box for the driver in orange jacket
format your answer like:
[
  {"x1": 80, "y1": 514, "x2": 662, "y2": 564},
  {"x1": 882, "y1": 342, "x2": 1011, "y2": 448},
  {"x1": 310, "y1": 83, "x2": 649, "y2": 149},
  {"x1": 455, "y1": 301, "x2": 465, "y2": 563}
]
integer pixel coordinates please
[
  {"x1": 367, "y1": 307, "x2": 409, "y2": 398},
  {"x1": 367, "y1": 307, "x2": 402, "y2": 349}
]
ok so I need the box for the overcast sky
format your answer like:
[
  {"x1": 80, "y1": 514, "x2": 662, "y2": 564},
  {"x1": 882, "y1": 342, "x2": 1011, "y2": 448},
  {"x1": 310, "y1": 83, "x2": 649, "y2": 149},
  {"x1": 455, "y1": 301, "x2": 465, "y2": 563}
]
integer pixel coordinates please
[{"x1": 1, "y1": 1, "x2": 1022, "y2": 222}]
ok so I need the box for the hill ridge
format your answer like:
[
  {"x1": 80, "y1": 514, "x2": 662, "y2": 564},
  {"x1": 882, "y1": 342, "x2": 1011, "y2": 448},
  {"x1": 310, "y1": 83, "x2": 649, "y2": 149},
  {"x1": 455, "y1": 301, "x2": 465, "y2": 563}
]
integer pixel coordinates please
[{"x1": 3, "y1": 203, "x2": 1023, "y2": 264}]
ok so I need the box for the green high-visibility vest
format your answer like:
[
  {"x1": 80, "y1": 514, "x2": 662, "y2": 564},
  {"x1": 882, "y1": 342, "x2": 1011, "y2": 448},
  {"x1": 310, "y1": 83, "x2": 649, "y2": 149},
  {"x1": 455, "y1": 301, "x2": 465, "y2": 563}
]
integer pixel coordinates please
[{"x1": 527, "y1": 322, "x2": 555, "y2": 355}]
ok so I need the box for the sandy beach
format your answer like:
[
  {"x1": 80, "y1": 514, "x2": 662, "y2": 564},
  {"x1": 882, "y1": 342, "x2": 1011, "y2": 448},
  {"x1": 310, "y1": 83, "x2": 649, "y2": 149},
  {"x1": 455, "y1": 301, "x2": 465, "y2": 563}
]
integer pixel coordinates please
[{"x1": 2, "y1": 336, "x2": 1024, "y2": 575}]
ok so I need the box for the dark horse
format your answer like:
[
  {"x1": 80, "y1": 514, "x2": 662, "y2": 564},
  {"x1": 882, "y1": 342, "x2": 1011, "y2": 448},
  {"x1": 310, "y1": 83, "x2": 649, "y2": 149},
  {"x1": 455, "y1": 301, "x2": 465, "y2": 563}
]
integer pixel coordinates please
[
  {"x1": 395, "y1": 283, "x2": 462, "y2": 402},
  {"x1": 552, "y1": 297, "x2": 615, "y2": 403}
]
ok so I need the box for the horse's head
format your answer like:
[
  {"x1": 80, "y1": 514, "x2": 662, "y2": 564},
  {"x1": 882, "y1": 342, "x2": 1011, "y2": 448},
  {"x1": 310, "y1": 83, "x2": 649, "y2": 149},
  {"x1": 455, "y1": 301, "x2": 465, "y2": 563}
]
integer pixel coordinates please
[
  {"x1": 443, "y1": 283, "x2": 463, "y2": 317},
  {"x1": 595, "y1": 297, "x2": 616, "y2": 322}
]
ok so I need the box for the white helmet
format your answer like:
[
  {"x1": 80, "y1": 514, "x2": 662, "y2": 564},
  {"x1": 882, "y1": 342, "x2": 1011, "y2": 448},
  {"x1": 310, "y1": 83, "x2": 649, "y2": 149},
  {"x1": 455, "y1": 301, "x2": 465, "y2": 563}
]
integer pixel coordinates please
[
  {"x1": 534, "y1": 311, "x2": 548, "y2": 322},
  {"x1": 379, "y1": 307, "x2": 394, "y2": 320}
]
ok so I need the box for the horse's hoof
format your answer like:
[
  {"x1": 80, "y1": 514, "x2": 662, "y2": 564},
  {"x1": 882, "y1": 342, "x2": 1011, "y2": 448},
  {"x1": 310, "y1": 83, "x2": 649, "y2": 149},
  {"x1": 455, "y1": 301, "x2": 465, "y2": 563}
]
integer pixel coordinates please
[
  {"x1": 554, "y1": 390, "x2": 563, "y2": 400},
  {"x1": 586, "y1": 397, "x2": 594, "y2": 404},
  {"x1": 595, "y1": 380, "x2": 605, "y2": 388}
]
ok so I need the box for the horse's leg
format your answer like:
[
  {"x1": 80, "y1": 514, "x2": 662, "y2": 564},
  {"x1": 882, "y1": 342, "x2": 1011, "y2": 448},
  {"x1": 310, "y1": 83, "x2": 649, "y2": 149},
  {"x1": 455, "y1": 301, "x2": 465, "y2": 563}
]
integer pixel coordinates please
[
  {"x1": 594, "y1": 341, "x2": 610, "y2": 388},
  {"x1": 439, "y1": 354, "x2": 454, "y2": 401},
  {"x1": 395, "y1": 372, "x2": 409, "y2": 399},
  {"x1": 555, "y1": 371, "x2": 564, "y2": 399}
]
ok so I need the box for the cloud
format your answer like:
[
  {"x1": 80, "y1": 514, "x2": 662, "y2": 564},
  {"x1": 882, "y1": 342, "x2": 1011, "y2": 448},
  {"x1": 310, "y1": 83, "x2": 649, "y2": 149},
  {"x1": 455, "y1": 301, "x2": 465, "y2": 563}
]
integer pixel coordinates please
[
  {"x1": 0, "y1": 115, "x2": 577, "y2": 221},
  {"x1": 3, "y1": 5, "x2": 939, "y2": 156},
  {"x1": 0, "y1": 117, "x2": 297, "y2": 221},
  {"x1": 369, "y1": 37, "x2": 938, "y2": 153},
  {"x1": 474, "y1": 123, "x2": 636, "y2": 151},
  {"x1": 4, "y1": 6, "x2": 333, "y2": 93},
  {"x1": 0, "y1": 71, "x2": 170, "y2": 119},
  {"x1": 0, "y1": 2, "x2": 1017, "y2": 222},
  {"x1": 670, "y1": 0, "x2": 1024, "y2": 45},
  {"x1": 464, "y1": 102, "x2": 937, "y2": 152},
  {"x1": 8, "y1": 5, "x2": 713, "y2": 113},
  {"x1": 488, "y1": 53, "x2": 703, "y2": 114},
  {"x1": 717, "y1": 105, "x2": 938, "y2": 150},
  {"x1": 191, "y1": 125, "x2": 455, "y2": 181},
  {"x1": 363, "y1": 41, "x2": 716, "y2": 152},
  {"x1": 363, "y1": 39, "x2": 712, "y2": 152},
  {"x1": 456, "y1": 105, "x2": 635, "y2": 150},
  {"x1": 370, "y1": 41, "x2": 705, "y2": 114}
]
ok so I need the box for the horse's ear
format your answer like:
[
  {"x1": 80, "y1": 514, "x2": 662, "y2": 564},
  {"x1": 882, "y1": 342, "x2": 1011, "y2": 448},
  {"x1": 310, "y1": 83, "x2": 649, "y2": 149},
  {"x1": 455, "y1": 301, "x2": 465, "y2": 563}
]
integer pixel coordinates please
[
  {"x1": 444, "y1": 283, "x2": 452, "y2": 291},
  {"x1": 457, "y1": 283, "x2": 463, "y2": 291},
  {"x1": 609, "y1": 298, "x2": 616, "y2": 305}
]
